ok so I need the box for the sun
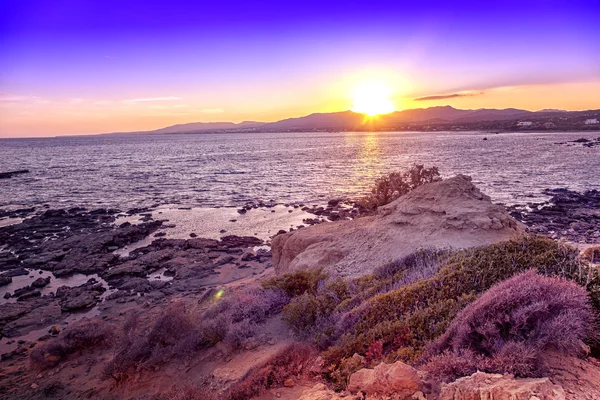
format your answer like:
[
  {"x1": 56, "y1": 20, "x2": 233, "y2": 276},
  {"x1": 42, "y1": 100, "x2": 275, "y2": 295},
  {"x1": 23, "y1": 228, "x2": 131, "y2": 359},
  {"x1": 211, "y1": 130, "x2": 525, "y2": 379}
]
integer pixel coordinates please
[{"x1": 351, "y1": 81, "x2": 395, "y2": 116}]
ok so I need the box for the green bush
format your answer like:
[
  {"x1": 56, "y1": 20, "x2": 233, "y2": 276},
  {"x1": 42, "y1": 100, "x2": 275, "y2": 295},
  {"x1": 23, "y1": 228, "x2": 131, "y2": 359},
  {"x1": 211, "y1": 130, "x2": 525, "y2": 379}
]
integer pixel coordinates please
[
  {"x1": 262, "y1": 268, "x2": 328, "y2": 297},
  {"x1": 320, "y1": 236, "x2": 590, "y2": 375}
]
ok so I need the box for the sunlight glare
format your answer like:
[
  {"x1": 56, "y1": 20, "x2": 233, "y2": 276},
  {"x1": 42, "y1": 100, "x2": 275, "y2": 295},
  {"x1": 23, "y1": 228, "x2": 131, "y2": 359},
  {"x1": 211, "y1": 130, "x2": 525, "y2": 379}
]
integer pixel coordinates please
[{"x1": 351, "y1": 81, "x2": 396, "y2": 116}]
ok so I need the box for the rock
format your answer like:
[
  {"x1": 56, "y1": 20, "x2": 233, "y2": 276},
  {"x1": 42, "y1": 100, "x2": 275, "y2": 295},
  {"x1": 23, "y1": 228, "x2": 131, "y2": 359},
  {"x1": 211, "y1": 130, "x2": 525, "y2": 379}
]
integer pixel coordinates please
[
  {"x1": 272, "y1": 175, "x2": 523, "y2": 277},
  {"x1": 31, "y1": 276, "x2": 51, "y2": 288},
  {"x1": 439, "y1": 371, "x2": 566, "y2": 400},
  {"x1": 347, "y1": 361, "x2": 423, "y2": 399},
  {"x1": 0, "y1": 276, "x2": 12, "y2": 286},
  {"x1": 0, "y1": 169, "x2": 30, "y2": 179},
  {"x1": 220, "y1": 235, "x2": 263, "y2": 248},
  {"x1": 298, "y1": 383, "x2": 351, "y2": 400},
  {"x1": 1, "y1": 267, "x2": 29, "y2": 278},
  {"x1": 48, "y1": 325, "x2": 61, "y2": 335},
  {"x1": 16, "y1": 290, "x2": 41, "y2": 301},
  {"x1": 284, "y1": 378, "x2": 295, "y2": 387},
  {"x1": 56, "y1": 279, "x2": 105, "y2": 311}
]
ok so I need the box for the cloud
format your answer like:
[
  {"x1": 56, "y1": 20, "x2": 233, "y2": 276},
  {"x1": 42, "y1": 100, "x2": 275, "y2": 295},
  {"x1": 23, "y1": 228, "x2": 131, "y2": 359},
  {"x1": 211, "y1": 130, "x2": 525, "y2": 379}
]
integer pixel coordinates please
[
  {"x1": 200, "y1": 108, "x2": 224, "y2": 113},
  {"x1": 125, "y1": 96, "x2": 182, "y2": 103},
  {"x1": 415, "y1": 91, "x2": 483, "y2": 101},
  {"x1": 0, "y1": 96, "x2": 32, "y2": 102}
]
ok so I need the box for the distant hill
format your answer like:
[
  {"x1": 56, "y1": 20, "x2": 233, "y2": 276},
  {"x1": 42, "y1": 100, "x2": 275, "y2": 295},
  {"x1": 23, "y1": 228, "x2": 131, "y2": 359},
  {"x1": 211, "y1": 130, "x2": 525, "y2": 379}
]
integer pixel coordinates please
[
  {"x1": 125, "y1": 106, "x2": 600, "y2": 134},
  {"x1": 151, "y1": 121, "x2": 264, "y2": 134}
]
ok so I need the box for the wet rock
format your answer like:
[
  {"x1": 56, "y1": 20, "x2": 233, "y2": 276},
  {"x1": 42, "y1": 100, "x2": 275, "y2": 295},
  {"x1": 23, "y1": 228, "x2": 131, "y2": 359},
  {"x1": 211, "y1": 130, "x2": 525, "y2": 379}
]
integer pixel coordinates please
[
  {"x1": 187, "y1": 238, "x2": 219, "y2": 249},
  {"x1": 56, "y1": 279, "x2": 105, "y2": 311},
  {"x1": 1, "y1": 268, "x2": 29, "y2": 278},
  {"x1": 1, "y1": 301, "x2": 62, "y2": 338},
  {"x1": 31, "y1": 276, "x2": 51, "y2": 288},
  {"x1": 13, "y1": 285, "x2": 35, "y2": 297},
  {"x1": 0, "y1": 170, "x2": 30, "y2": 179},
  {"x1": 508, "y1": 188, "x2": 600, "y2": 243},
  {"x1": 17, "y1": 290, "x2": 41, "y2": 301},
  {"x1": 220, "y1": 235, "x2": 263, "y2": 248},
  {"x1": 0, "y1": 253, "x2": 20, "y2": 271}
]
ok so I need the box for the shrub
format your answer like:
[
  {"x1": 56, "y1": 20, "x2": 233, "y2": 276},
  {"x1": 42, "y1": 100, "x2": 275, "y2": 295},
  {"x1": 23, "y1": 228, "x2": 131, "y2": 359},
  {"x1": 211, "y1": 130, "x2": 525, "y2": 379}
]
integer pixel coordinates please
[
  {"x1": 327, "y1": 354, "x2": 365, "y2": 390},
  {"x1": 373, "y1": 248, "x2": 450, "y2": 281},
  {"x1": 203, "y1": 287, "x2": 289, "y2": 324},
  {"x1": 226, "y1": 342, "x2": 317, "y2": 400},
  {"x1": 103, "y1": 303, "x2": 207, "y2": 381},
  {"x1": 224, "y1": 319, "x2": 258, "y2": 349},
  {"x1": 30, "y1": 318, "x2": 115, "y2": 370},
  {"x1": 321, "y1": 236, "x2": 587, "y2": 374},
  {"x1": 356, "y1": 165, "x2": 441, "y2": 211},
  {"x1": 424, "y1": 270, "x2": 597, "y2": 380},
  {"x1": 262, "y1": 268, "x2": 328, "y2": 297},
  {"x1": 582, "y1": 246, "x2": 600, "y2": 264}
]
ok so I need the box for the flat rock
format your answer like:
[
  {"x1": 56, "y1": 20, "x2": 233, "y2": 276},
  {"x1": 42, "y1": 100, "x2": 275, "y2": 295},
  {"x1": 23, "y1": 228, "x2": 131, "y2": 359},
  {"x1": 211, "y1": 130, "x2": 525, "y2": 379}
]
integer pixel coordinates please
[
  {"x1": 272, "y1": 175, "x2": 523, "y2": 278},
  {"x1": 439, "y1": 371, "x2": 566, "y2": 400}
]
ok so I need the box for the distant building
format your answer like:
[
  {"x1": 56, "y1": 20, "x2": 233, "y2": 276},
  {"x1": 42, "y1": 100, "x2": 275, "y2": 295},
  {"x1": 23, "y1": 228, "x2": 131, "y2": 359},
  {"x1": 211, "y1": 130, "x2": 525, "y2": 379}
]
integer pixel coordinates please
[
  {"x1": 517, "y1": 121, "x2": 533, "y2": 127},
  {"x1": 543, "y1": 122, "x2": 556, "y2": 129},
  {"x1": 584, "y1": 118, "x2": 599, "y2": 125}
]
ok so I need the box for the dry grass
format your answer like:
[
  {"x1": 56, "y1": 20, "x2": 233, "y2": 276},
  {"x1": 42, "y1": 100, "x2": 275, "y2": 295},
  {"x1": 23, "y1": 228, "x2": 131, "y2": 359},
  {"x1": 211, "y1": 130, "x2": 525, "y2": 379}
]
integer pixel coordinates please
[{"x1": 30, "y1": 318, "x2": 116, "y2": 370}]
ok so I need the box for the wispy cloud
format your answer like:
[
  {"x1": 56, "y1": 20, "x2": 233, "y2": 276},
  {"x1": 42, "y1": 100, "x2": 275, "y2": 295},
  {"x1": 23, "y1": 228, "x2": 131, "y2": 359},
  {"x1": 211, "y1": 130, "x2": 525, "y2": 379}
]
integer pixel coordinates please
[
  {"x1": 125, "y1": 96, "x2": 182, "y2": 103},
  {"x1": 200, "y1": 108, "x2": 224, "y2": 113},
  {"x1": 415, "y1": 91, "x2": 483, "y2": 101},
  {"x1": 0, "y1": 95, "x2": 33, "y2": 102}
]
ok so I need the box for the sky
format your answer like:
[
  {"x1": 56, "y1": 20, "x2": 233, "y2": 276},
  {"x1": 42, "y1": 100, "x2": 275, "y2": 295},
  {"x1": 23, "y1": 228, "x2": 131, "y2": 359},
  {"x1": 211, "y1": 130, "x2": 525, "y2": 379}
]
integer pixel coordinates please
[{"x1": 1, "y1": 0, "x2": 599, "y2": 137}]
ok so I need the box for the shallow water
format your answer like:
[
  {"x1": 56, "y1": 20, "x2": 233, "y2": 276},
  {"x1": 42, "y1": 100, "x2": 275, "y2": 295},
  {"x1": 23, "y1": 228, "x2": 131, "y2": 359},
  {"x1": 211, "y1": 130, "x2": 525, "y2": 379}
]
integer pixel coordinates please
[
  {"x1": 1, "y1": 131, "x2": 599, "y2": 210},
  {"x1": 0, "y1": 269, "x2": 111, "y2": 305}
]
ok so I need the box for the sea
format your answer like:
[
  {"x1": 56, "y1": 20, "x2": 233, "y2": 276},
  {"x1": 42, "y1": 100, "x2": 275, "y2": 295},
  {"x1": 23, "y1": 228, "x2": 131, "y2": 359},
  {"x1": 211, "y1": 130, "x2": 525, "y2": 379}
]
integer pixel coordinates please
[{"x1": 1, "y1": 130, "x2": 599, "y2": 210}]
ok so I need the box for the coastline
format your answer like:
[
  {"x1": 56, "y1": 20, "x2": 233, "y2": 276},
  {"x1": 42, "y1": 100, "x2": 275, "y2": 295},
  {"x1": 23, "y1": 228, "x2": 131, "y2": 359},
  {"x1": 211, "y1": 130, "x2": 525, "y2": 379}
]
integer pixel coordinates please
[{"x1": 0, "y1": 181, "x2": 599, "y2": 399}]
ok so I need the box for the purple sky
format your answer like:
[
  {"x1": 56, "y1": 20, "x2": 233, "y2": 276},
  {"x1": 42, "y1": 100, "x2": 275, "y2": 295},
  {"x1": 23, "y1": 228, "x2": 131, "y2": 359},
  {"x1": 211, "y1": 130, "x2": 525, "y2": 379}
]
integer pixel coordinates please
[{"x1": 1, "y1": 0, "x2": 599, "y2": 136}]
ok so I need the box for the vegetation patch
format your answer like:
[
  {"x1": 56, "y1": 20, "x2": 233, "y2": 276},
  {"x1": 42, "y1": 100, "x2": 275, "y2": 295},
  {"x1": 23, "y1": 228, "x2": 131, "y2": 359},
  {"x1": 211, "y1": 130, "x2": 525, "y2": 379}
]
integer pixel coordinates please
[
  {"x1": 30, "y1": 319, "x2": 116, "y2": 370},
  {"x1": 270, "y1": 235, "x2": 599, "y2": 387},
  {"x1": 424, "y1": 270, "x2": 597, "y2": 380},
  {"x1": 226, "y1": 342, "x2": 317, "y2": 400},
  {"x1": 102, "y1": 287, "x2": 290, "y2": 381},
  {"x1": 356, "y1": 164, "x2": 441, "y2": 211}
]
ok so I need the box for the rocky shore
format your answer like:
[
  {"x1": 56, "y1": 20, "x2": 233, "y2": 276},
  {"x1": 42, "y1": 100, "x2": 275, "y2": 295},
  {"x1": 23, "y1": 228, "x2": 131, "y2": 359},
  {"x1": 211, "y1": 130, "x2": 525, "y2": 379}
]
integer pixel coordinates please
[
  {"x1": 0, "y1": 178, "x2": 599, "y2": 399},
  {"x1": 508, "y1": 188, "x2": 600, "y2": 244}
]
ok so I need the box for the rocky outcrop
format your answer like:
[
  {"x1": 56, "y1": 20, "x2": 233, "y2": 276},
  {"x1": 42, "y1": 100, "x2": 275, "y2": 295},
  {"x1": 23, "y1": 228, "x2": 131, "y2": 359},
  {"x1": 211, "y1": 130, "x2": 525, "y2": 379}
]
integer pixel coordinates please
[
  {"x1": 272, "y1": 175, "x2": 523, "y2": 277},
  {"x1": 508, "y1": 188, "x2": 600, "y2": 244},
  {"x1": 298, "y1": 383, "x2": 351, "y2": 400},
  {"x1": 439, "y1": 371, "x2": 565, "y2": 400},
  {"x1": 347, "y1": 361, "x2": 423, "y2": 399}
]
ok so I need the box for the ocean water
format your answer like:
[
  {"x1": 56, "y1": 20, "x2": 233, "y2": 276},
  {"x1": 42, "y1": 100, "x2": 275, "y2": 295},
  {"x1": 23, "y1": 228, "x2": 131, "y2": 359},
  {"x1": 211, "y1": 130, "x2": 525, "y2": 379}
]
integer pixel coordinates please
[{"x1": 1, "y1": 131, "x2": 599, "y2": 210}]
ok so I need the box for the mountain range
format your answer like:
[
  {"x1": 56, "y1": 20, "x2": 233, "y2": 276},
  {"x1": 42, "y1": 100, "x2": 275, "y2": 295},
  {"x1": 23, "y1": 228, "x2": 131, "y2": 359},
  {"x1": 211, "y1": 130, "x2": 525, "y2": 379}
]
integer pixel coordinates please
[{"x1": 119, "y1": 106, "x2": 600, "y2": 135}]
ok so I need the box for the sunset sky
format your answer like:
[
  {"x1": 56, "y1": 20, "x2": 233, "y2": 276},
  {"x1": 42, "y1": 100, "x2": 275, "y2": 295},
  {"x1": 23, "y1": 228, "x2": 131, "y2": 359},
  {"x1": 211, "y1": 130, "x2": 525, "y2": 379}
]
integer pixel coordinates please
[{"x1": 1, "y1": 0, "x2": 599, "y2": 137}]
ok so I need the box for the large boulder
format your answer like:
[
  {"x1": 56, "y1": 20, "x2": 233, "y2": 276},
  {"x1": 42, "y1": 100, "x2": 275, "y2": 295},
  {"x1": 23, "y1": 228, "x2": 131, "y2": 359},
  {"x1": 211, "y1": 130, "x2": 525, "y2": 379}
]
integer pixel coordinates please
[
  {"x1": 272, "y1": 175, "x2": 523, "y2": 277},
  {"x1": 347, "y1": 361, "x2": 423, "y2": 399},
  {"x1": 439, "y1": 371, "x2": 566, "y2": 400}
]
